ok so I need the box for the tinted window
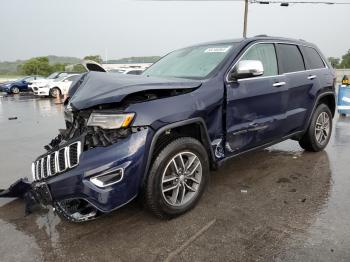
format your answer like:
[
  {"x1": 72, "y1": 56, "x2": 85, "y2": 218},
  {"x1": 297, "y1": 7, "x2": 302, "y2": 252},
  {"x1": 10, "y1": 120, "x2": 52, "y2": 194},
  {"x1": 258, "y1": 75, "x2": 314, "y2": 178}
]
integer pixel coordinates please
[
  {"x1": 303, "y1": 46, "x2": 325, "y2": 69},
  {"x1": 240, "y1": 43, "x2": 278, "y2": 76},
  {"x1": 277, "y1": 44, "x2": 305, "y2": 73}
]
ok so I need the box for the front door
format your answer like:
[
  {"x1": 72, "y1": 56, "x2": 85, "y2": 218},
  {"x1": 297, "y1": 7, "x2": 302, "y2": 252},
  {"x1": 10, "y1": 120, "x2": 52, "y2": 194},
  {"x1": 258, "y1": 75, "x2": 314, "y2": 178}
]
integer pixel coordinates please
[{"x1": 225, "y1": 43, "x2": 288, "y2": 155}]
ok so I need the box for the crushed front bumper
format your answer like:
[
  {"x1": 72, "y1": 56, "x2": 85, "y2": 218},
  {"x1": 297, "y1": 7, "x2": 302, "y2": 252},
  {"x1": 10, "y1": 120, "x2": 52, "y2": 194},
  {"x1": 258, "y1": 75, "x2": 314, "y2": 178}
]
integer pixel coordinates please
[{"x1": 36, "y1": 127, "x2": 153, "y2": 213}]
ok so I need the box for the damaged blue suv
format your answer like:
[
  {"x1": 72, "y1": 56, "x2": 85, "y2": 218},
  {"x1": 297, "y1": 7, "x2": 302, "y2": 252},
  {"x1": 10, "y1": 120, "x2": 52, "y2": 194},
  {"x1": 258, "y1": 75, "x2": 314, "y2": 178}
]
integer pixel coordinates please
[{"x1": 0, "y1": 36, "x2": 336, "y2": 222}]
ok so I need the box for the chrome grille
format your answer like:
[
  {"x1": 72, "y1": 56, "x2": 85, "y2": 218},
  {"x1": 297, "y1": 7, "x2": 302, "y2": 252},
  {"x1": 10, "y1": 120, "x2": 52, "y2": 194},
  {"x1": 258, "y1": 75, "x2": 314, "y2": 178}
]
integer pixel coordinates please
[{"x1": 32, "y1": 142, "x2": 81, "y2": 181}]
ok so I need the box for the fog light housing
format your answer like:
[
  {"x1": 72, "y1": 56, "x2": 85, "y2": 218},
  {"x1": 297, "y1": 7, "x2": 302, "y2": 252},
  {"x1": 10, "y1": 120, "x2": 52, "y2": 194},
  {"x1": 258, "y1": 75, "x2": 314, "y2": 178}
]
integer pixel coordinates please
[{"x1": 90, "y1": 168, "x2": 124, "y2": 188}]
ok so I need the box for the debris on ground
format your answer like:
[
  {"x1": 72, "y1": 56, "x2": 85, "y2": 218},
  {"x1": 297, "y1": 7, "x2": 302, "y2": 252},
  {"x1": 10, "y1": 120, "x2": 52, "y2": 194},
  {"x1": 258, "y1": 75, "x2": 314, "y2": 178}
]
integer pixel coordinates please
[
  {"x1": 240, "y1": 189, "x2": 248, "y2": 193},
  {"x1": 8, "y1": 117, "x2": 18, "y2": 120}
]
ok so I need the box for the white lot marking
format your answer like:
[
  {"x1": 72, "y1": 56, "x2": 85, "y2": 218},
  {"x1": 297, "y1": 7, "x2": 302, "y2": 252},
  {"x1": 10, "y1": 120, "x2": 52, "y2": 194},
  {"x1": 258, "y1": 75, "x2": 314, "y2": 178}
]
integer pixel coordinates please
[{"x1": 165, "y1": 219, "x2": 216, "y2": 262}]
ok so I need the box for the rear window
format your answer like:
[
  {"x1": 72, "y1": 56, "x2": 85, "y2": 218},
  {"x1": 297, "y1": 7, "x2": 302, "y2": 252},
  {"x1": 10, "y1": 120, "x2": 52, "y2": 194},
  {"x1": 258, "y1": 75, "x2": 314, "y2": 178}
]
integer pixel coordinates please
[
  {"x1": 302, "y1": 46, "x2": 325, "y2": 69},
  {"x1": 277, "y1": 44, "x2": 305, "y2": 73}
]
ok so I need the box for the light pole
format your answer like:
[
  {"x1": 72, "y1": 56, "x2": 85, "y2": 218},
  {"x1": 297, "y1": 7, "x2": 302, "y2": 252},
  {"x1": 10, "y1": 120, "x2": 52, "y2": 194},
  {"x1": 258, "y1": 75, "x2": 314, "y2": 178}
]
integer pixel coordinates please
[{"x1": 243, "y1": 0, "x2": 249, "y2": 37}]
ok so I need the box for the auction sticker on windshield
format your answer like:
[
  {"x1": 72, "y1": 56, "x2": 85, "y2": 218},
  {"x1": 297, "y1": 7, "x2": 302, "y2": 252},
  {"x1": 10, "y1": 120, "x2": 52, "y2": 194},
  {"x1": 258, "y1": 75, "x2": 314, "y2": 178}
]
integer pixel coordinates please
[{"x1": 204, "y1": 47, "x2": 231, "y2": 53}]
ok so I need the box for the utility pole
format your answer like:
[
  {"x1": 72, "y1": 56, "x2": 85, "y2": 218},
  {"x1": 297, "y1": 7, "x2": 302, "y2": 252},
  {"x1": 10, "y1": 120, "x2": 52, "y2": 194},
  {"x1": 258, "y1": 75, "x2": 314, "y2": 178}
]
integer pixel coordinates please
[{"x1": 243, "y1": 0, "x2": 249, "y2": 37}]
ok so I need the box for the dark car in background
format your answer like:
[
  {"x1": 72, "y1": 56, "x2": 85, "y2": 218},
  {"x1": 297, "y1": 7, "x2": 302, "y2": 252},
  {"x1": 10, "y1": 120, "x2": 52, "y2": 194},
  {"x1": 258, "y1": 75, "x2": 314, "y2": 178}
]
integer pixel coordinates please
[
  {"x1": 0, "y1": 75, "x2": 44, "y2": 94},
  {"x1": 3, "y1": 36, "x2": 335, "y2": 222}
]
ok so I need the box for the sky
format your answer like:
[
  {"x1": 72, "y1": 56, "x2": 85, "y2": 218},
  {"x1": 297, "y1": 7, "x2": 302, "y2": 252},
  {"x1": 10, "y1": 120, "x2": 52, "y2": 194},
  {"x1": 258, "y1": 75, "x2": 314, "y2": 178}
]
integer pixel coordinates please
[{"x1": 0, "y1": 0, "x2": 349, "y2": 61}]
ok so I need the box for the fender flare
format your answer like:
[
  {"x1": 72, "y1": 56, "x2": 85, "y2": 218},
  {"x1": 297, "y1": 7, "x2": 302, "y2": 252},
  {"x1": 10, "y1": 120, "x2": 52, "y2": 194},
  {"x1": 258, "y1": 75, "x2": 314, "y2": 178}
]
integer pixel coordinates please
[
  {"x1": 142, "y1": 117, "x2": 216, "y2": 185},
  {"x1": 305, "y1": 91, "x2": 336, "y2": 129}
]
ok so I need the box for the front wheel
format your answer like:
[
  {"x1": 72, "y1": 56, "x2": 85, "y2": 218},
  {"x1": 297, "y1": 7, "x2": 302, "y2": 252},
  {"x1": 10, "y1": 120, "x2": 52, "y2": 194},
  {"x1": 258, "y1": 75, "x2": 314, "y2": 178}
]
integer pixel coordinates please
[
  {"x1": 50, "y1": 87, "x2": 61, "y2": 98},
  {"x1": 144, "y1": 137, "x2": 210, "y2": 219},
  {"x1": 299, "y1": 103, "x2": 332, "y2": 152},
  {"x1": 10, "y1": 86, "x2": 20, "y2": 94}
]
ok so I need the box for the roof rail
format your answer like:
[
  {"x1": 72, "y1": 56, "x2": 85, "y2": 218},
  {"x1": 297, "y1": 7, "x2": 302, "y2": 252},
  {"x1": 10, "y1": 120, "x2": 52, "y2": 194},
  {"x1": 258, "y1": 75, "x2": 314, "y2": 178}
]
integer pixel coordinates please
[{"x1": 254, "y1": 34, "x2": 268, "y2": 37}]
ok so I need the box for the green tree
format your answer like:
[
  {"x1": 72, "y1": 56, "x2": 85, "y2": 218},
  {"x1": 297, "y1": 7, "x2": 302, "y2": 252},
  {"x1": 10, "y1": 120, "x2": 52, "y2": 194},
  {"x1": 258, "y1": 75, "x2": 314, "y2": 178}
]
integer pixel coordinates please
[
  {"x1": 50, "y1": 63, "x2": 66, "y2": 72},
  {"x1": 21, "y1": 57, "x2": 52, "y2": 76},
  {"x1": 339, "y1": 50, "x2": 350, "y2": 69},
  {"x1": 84, "y1": 55, "x2": 103, "y2": 64},
  {"x1": 328, "y1": 57, "x2": 340, "y2": 69}
]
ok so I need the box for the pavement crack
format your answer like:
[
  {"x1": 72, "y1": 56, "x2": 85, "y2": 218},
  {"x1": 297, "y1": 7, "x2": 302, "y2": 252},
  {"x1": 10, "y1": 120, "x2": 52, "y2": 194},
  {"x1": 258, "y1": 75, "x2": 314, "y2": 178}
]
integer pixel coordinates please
[{"x1": 164, "y1": 218, "x2": 216, "y2": 262}]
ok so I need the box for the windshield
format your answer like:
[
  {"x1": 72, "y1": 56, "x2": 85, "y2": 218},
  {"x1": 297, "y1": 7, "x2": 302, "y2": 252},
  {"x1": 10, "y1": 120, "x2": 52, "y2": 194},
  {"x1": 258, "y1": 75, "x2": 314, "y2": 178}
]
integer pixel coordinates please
[
  {"x1": 54, "y1": 76, "x2": 67, "y2": 82},
  {"x1": 143, "y1": 43, "x2": 236, "y2": 79},
  {"x1": 47, "y1": 72, "x2": 59, "y2": 79}
]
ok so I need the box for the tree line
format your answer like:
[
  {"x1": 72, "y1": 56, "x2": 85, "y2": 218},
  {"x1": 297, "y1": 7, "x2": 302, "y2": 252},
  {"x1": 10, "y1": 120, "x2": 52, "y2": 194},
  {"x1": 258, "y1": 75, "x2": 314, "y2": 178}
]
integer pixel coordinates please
[
  {"x1": 4, "y1": 54, "x2": 161, "y2": 76},
  {"x1": 328, "y1": 49, "x2": 350, "y2": 69},
  {"x1": 19, "y1": 55, "x2": 103, "y2": 76}
]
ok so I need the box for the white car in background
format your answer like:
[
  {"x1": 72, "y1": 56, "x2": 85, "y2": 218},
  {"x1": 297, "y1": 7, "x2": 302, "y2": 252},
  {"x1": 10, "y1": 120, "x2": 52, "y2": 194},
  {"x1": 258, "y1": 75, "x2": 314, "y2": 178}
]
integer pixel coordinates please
[
  {"x1": 34, "y1": 74, "x2": 80, "y2": 98},
  {"x1": 29, "y1": 72, "x2": 77, "y2": 91}
]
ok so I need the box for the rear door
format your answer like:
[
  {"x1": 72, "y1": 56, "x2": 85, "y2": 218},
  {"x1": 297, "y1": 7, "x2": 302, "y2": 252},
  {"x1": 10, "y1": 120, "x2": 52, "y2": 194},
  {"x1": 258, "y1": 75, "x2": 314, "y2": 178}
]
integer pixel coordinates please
[
  {"x1": 225, "y1": 43, "x2": 288, "y2": 155},
  {"x1": 300, "y1": 45, "x2": 334, "y2": 117},
  {"x1": 276, "y1": 43, "x2": 313, "y2": 135}
]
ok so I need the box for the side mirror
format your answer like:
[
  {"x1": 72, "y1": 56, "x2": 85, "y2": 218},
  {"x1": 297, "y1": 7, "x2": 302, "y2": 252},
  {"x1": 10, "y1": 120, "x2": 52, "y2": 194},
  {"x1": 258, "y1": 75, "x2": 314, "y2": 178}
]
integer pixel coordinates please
[{"x1": 230, "y1": 60, "x2": 264, "y2": 81}]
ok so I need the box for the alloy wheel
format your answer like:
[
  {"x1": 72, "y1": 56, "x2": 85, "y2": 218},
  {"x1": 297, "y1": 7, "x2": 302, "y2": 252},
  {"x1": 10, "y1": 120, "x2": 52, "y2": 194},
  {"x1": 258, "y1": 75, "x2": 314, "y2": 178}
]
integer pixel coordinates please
[
  {"x1": 315, "y1": 111, "x2": 330, "y2": 145},
  {"x1": 51, "y1": 88, "x2": 60, "y2": 98},
  {"x1": 161, "y1": 151, "x2": 202, "y2": 207},
  {"x1": 12, "y1": 87, "x2": 19, "y2": 94}
]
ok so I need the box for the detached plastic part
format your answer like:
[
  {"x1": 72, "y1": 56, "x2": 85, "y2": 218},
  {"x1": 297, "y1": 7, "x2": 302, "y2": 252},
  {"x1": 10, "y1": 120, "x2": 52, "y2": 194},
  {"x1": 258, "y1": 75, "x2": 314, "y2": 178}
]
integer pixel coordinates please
[
  {"x1": 0, "y1": 178, "x2": 40, "y2": 215},
  {"x1": 0, "y1": 178, "x2": 32, "y2": 198}
]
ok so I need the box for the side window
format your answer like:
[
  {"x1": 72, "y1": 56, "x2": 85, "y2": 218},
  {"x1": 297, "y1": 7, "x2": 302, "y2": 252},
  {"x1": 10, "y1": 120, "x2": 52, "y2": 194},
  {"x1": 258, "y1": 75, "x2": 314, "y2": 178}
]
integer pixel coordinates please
[
  {"x1": 277, "y1": 44, "x2": 305, "y2": 73},
  {"x1": 302, "y1": 46, "x2": 325, "y2": 69},
  {"x1": 240, "y1": 43, "x2": 278, "y2": 77}
]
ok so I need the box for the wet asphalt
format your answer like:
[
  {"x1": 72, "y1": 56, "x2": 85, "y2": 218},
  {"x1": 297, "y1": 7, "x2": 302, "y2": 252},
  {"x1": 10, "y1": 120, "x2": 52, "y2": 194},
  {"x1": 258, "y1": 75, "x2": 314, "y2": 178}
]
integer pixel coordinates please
[{"x1": 0, "y1": 92, "x2": 350, "y2": 262}]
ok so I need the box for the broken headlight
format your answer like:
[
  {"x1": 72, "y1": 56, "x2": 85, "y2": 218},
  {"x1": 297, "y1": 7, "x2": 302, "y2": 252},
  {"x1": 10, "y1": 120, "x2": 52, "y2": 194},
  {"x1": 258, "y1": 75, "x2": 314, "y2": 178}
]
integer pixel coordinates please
[{"x1": 87, "y1": 113, "x2": 135, "y2": 129}]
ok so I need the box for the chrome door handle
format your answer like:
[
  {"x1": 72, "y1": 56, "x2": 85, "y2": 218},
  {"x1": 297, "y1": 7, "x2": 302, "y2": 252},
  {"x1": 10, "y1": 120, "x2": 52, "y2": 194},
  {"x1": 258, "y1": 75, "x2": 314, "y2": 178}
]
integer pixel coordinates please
[
  {"x1": 308, "y1": 75, "x2": 317, "y2": 80},
  {"x1": 273, "y1": 82, "x2": 286, "y2": 87}
]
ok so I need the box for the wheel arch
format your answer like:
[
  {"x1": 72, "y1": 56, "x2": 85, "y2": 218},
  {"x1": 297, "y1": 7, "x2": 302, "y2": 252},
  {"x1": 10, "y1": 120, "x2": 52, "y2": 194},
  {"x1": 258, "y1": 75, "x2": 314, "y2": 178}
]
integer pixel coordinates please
[
  {"x1": 303, "y1": 91, "x2": 335, "y2": 132},
  {"x1": 142, "y1": 118, "x2": 216, "y2": 186},
  {"x1": 317, "y1": 93, "x2": 336, "y2": 117}
]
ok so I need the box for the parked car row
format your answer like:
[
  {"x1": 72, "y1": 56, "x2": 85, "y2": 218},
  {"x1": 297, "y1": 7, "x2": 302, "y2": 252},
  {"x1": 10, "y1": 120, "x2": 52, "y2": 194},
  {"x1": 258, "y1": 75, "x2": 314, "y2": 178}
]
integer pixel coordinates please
[
  {"x1": 108, "y1": 68, "x2": 144, "y2": 75},
  {"x1": 1, "y1": 66, "x2": 146, "y2": 97}
]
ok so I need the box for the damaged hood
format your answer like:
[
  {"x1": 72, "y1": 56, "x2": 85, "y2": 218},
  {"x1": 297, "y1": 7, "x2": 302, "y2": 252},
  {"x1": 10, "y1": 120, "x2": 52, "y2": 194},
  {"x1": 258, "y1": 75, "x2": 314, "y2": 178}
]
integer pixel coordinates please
[{"x1": 69, "y1": 71, "x2": 202, "y2": 110}]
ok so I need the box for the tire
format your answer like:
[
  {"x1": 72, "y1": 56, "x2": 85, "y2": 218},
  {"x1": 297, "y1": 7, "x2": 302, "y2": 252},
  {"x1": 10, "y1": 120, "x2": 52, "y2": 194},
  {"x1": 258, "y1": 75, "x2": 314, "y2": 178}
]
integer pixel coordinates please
[
  {"x1": 10, "y1": 86, "x2": 20, "y2": 94},
  {"x1": 144, "y1": 137, "x2": 210, "y2": 219},
  {"x1": 299, "y1": 103, "x2": 332, "y2": 152},
  {"x1": 50, "y1": 87, "x2": 61, "y2": 98}
]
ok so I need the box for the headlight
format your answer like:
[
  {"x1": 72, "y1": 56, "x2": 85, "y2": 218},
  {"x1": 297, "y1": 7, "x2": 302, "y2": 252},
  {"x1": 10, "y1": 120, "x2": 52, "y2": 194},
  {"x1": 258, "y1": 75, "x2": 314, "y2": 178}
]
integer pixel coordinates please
[{"x1": 87, "y1": 113, "x2": 135, "y2": 129}]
